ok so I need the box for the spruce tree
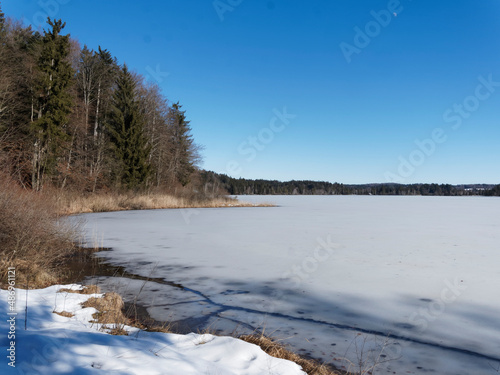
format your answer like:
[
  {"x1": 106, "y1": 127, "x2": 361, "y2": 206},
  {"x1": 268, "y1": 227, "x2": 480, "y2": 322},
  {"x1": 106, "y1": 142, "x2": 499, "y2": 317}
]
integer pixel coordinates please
[
  {"x1": 168, "y1": 102, "x2": 196, "y2": 186},
  {"x1": 0, "y1": 2, "x2": 5, "y2": 36},
  {"x1": 107, "y1": 65, "x2": 151, "y2": 189},
  {"x1": 31, "y1": 19, "x2": 74, "y2": 190},
  {"x1": 93, "y1": 46, "x2": 117, "y2": 139}
]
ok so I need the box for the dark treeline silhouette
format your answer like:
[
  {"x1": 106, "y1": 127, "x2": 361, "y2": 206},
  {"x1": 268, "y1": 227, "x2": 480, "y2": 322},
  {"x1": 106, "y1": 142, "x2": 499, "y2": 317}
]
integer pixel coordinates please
[
  {"x1": 200, "y1": 171, "x2": 500, "y2": 196},
  {"x1": 484, "y1": 185, "x2": 500, "y2": 196}
]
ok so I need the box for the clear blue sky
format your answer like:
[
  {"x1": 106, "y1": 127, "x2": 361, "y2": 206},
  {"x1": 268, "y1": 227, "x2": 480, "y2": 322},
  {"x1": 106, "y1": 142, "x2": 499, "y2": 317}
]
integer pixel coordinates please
[{"x1": 3, "y1": 0, "x2": 500, "y2": 184}]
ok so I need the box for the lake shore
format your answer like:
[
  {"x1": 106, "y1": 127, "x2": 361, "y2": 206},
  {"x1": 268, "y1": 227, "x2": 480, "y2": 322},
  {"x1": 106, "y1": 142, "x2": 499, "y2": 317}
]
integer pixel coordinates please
[
  {"x1": 75, "y1": 195, "x2": 500, "y2": 375},
  {"x1": 0, "y1": 181, "x2": 335, "y2": 373},
  {"x1": 55, "y1": 191, "x2": 275, "y2": 216},
  {"x1": 58, "y1": 247, "x2": 344, "y2": 375},
  {"x1": 53, "y1": 193, "x2": 343, "y2": 375}
]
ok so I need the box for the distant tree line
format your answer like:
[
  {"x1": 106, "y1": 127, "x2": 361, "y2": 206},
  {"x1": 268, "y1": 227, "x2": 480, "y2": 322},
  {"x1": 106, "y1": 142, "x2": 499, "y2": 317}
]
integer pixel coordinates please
[
  {"x1": 0, "y1": 7, "x2": 201, "y2": 192},
  {"x1": 200, "y1": 171, "x2": 500, "y2": 196},
  {"x1": 484, "y1": 185, "x2": 500, "y2": 196}
]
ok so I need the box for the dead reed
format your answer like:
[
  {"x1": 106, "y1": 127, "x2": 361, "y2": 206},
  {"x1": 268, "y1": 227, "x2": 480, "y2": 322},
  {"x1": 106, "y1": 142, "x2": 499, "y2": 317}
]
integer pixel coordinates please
[
  {"x1": 55, "y1": 190, "x2": 273, "y2": 215},
  {"x1": 239, "y1": 332, "x2": 344, "y2": 375}
]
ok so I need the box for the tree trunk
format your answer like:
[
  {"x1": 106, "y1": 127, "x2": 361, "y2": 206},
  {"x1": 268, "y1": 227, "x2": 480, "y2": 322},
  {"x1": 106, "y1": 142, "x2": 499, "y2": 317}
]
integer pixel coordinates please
[{"x1": 94, "y1": 81, "x2": 101, "y2": 140}]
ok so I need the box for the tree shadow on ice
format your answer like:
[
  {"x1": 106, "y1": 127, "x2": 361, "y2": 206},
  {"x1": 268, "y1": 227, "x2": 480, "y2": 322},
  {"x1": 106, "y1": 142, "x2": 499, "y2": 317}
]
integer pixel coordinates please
[{"x1": 209, "y1": 278, "x2": 500, "y2": 366}]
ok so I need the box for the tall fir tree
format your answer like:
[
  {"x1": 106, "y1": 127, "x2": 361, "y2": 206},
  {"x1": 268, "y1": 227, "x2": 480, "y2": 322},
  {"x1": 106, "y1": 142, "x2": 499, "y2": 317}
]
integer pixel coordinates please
[
  {"x1": 76, "y1": 45, "x2": 98, "y2": 131},
  {"x1": 107, "y1": 65, "x2": 151, "y2": 189},
  {"x1": 0, "y1": 2, "x2": 5, "y2": 37},
  {"x1": 93, "y1": 46, "x2": 117, "y2": 139},
  {"x1": 31, "y1": 19, "x2": 74, "y2": 190},
  {"x1": 168, "y1": 102, "x2": 196, "y2": 186}
]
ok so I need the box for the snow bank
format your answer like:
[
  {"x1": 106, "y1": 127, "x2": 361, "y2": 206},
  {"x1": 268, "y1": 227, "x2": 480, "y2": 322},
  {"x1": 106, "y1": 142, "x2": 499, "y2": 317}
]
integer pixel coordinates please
[{"x1": 0, "y1": 285, "x2": 306, "y2": 374}]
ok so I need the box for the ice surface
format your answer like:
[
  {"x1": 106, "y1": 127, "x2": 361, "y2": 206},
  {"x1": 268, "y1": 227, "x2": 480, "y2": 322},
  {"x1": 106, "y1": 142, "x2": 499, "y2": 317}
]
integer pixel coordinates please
[{"x1": 78, "y1": 195, "x2": 500, "y2": 374}]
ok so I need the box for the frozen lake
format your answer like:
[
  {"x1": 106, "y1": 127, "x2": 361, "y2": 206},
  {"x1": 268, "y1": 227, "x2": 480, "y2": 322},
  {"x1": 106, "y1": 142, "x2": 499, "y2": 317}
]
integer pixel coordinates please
[{"x1": 80, "y1": 195, "x2": 500, "y2": 374}]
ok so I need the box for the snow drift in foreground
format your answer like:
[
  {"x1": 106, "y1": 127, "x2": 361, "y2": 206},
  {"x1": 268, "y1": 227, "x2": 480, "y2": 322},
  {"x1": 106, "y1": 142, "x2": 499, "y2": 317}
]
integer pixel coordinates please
[{"x1": 0, "y1": 285, "x2": 305, "y2": 375}]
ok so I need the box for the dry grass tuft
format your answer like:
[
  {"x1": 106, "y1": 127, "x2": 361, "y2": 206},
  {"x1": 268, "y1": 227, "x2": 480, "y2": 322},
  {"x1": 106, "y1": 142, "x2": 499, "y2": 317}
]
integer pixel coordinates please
[
  {"x1": 108, "y1": 326, "x2": 128, "y2": 336},
  {"x1": 81, "y1": 285, "x2": 101, "y2": 294},
  {"x1": 59, "y1": 285, "x2": 101, "y2": 295},
  {"x1": 54, "y1": 311, "x2": 74, "y2": 318},
  {"x1": 239, "y1": 333, "x2": 342, "y2": 375},
  {"x1": 132, "y1": 319, "x2": 174, "y2": 334},
  {"x1": 144, "y1": 324, "x2": 173, "y2": 334},
  {"x1": 55, "y1": 190, "x2": 274, "y2": 215},
  {"x1": 83, "y1": 292, "x2": 127, "y2": 327}
]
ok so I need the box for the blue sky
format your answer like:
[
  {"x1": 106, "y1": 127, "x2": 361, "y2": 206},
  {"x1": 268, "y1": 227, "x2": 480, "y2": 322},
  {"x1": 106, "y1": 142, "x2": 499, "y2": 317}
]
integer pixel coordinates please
[{"x1": 3, "y1": 0, "x2": 500, "y2": 184}]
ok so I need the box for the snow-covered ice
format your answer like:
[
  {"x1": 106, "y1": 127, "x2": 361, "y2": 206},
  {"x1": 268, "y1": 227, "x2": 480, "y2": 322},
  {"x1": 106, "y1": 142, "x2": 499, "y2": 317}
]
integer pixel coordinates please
[
  {"x1": 0, "y1": 284, "x2": 306, "y2": 374},
  {"x1": 78, "y1": 195, "x2": 500, "y2": 374}
]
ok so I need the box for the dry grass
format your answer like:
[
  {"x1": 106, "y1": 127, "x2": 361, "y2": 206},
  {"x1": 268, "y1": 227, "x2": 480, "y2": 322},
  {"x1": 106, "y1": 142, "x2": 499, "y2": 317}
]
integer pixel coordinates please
[
  {"x1": 0, "y1": 173, "x2": 79, "y2": 288},
  {"x1": 55, "y1": 190, "x2": 274, "y2": 215},
  {"x1": 54, "y1": 311, "x2": 74, "y2": 318},
  {"x1": 82, "y1": 292, "x2": 128, "y2": 335},
  {"x1": 239, "y1": 332, "x2": 343, "y2": 375},
  {"x1": 133, "y1": 319, "x2": 174, "y2": 334},
  {"x1": 59, "y1": 285, "x2": 101, "y2": 294},
  {"x1": 83, "y1": 292, "x2": 126, "y2": 323},
  {"x1": 0, "y1": 259, "x2": 59, "y2": 288}
]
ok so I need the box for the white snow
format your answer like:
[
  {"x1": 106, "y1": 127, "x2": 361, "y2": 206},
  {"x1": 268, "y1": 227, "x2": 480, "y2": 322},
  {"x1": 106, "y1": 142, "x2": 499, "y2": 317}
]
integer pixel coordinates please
[
  {"x1": 76, "y1": 195, "x2": 500, "y2": 374},
  {"x1": 0, "y1": 284, "x2": 306, "y2": 374}
]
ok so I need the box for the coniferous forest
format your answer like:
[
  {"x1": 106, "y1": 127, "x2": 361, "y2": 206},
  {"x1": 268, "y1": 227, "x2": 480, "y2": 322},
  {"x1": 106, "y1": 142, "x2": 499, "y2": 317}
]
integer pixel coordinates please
[
  {"x1": 0, "y1": 9, "x2": 201, "y2": 193},
  {"x1": 199, "y1": 171, "x2": 500, "y2": 196}
]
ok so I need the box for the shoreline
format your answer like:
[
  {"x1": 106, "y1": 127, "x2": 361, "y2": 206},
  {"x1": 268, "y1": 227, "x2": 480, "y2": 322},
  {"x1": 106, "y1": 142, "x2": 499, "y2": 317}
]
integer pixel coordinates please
[
  {"x1": 55, "y1": 192, "x2": 276, "y2": 216},
  {"x1": 58, "y1": 246, "x2": 344, "y2": 375}
]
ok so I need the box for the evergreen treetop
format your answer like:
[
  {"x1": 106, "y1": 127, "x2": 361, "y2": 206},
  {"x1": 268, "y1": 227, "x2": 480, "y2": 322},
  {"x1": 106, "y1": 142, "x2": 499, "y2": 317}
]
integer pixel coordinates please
[
  {"x1": 31, "y1": 18, "x2": 74, "y2": 189},
  {"x1": 108, "y1": 65, "x2": 151, "y2": 189},
  {"x1": 169, "y1": 102, "x2": 196, "y2": 186},
  {"x1": 0, "y1": 2, "x2": 6, "y2": 39}
]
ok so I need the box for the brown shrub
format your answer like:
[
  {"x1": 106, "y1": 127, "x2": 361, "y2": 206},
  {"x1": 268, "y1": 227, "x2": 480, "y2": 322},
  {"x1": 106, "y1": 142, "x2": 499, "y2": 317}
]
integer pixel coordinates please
[{"x1": 0, "y1": 173, "x2": 79, "y2": 288}]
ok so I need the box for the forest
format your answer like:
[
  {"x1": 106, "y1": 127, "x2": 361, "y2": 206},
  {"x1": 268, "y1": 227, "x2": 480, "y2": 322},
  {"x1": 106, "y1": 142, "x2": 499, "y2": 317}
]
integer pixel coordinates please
[
  {"x1": 0, "y1": 7, "x2": 202, "y2": 194},
  {"x1": 200, "y1": 171, "x2": 500, "y2": 196}
]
